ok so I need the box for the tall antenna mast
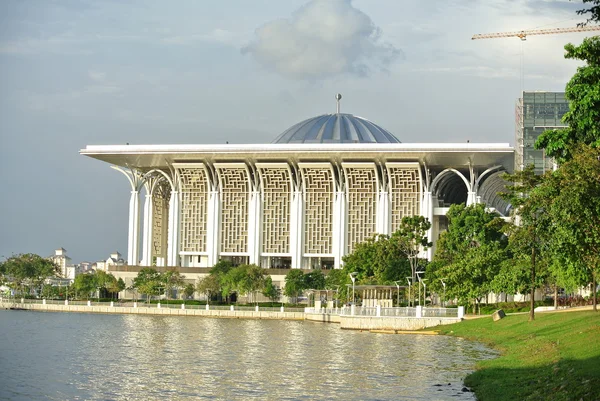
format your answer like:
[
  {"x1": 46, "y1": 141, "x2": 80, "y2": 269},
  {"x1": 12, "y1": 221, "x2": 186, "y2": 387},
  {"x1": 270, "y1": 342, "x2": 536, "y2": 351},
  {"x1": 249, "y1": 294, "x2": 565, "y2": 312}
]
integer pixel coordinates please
[{"x1": 335, "y1": 93, "x2": 342, "y2": 114}]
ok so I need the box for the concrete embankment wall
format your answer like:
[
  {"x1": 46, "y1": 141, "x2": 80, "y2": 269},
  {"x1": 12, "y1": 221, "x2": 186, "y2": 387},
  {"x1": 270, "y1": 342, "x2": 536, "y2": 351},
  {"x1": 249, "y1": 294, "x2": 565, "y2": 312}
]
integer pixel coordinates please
[
  {"x1": 305, "y1": 313, "x2": 341, "y2": 323},
  {"x1": 340, "y1": 316, "x2": 461, "y2": 331},
  {"x1": 0, "y1": 302, "x2": 305, "y2": 320},
  {"x1": 1, "y1": 302, "x2": 462, "y2": 331}
]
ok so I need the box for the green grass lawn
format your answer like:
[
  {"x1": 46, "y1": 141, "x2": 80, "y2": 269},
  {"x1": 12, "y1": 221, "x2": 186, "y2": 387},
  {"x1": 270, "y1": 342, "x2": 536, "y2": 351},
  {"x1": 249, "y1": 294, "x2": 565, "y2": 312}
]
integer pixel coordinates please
[{"x1": 437, "y1": 311, "x2": 600, "y2": 401}]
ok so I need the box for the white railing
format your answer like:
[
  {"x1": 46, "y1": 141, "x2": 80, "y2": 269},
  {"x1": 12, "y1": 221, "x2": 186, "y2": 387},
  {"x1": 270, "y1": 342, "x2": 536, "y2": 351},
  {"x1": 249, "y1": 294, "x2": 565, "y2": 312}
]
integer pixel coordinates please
[
  {"x1": 0, "y1": 298, "x2": 462, "y2": 318},
  {"x1": 0, "y1": 298, "x2": 305, "y2": 313},
  {"x1": 422, "y1": 307, "x2": 459, "y2": 318},
  {"x1": 381, "y1": 307, "x2": 418, "y2": 317},
  {"x1": 304, "y1": 307, "x2": 344, "y2": 315},
  {"x1": 336, "y1": 306, "x2": 463, "y2": 318}
]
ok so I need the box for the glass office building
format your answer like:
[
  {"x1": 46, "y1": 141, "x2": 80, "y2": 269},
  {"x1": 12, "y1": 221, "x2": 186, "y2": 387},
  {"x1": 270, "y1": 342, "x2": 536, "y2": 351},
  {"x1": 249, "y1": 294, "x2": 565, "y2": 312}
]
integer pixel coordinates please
[{"x1": 515, "y1": 91, "x2": 569, "y2": 173}]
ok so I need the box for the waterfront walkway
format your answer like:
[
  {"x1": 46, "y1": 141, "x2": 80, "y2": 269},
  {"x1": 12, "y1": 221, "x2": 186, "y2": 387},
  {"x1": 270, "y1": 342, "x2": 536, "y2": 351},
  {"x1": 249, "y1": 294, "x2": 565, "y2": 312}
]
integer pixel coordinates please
[{"x1": 0, "y1": 298, "x2": 464, "y2": 331}]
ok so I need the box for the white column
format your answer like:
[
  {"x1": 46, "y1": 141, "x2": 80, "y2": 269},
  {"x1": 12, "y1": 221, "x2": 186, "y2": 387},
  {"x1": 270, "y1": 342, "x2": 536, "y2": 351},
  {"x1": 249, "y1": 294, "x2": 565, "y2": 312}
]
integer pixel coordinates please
[
  {"x1": 247, "y1": 190, "x2": 261, "y2": 265},
  {"x1": 420, "y1": 191, "x2": 434, "y2": 261},
  {"x1": 290, "y1": 190, "x2": 303, "y2": 268},
  {"x1": 333, "y1": 190, "x2": 346, "y2": 269},
  {"x1": 141, "y1": 194, "x2": 153, "y2": 266},
  {"x1": 376, "y1": 191, "x2": 389, "y2": 235},
  {"x1": 127, "y1": 190, "x2": 140, "y2": 266},
  {"x1": 416, "y1": 305, "x2": 423, "y2": 318},
  {"x1": 167, "y1": 190, "x2": 180, "y2": 267},
  {"x1": 332, "y1": 191, "x2": 340, "y2": 268},
  {"x1": 466, "y1": 191, "x2": 477, "y2": 206},
  {"x1": 296, "y1": 190, "x2": 304, "y2": 269},
  {"x1": 206, "y1": 190, "x2": 220, "y2": 266},
  {"x1": 290, "y1": 191, "x2": 298, "y2": 268}
]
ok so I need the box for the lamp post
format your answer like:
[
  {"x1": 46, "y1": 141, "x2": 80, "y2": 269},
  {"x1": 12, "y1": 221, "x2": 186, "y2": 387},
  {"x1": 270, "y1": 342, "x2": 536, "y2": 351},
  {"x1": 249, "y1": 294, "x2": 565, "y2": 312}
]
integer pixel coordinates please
[
  {"x1": 416, "y1": 271, "x2": 424, "y2": 306},
  {"x1": 349, "y1": 272, "x2": 358, "y2": 305},
  {"x1": 422, "y1": 279, "x2": 428, "y2": 307},
  {"x1": 440, "y1": 279, "x2": 447, "y2": 307},
  {"x1": 406, "y1": 277, "x2": 412, "y2": 307},
  {"x1": 332, "y1": 285, "x2": 340, "y2": 308},
  {"x1": 394, "y1": 281, "x2": 401, "y2": 307}
]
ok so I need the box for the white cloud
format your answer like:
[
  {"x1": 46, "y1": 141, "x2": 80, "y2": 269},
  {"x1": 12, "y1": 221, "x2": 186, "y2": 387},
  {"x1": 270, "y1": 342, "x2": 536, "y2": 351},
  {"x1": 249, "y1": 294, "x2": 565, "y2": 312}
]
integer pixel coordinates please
[
  {"x1": 88, "y1": 71, "x2": 106, "y2": 81},
  {"x1": 242, "y1": 0, "x2": 402, "y2": 80}
]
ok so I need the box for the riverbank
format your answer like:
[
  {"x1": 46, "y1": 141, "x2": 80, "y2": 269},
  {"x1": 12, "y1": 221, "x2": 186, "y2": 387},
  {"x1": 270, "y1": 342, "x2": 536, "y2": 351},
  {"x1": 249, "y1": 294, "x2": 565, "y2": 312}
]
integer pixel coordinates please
[
  {"x1": 437, "y1": 310, "x2": 600, "y2": 401},
  {"x1": 0, "y1": 300, "x2": 462, "y2": 331},
  {"x1": 0, "y1": 300, "x2": 306, "y2": 320}
]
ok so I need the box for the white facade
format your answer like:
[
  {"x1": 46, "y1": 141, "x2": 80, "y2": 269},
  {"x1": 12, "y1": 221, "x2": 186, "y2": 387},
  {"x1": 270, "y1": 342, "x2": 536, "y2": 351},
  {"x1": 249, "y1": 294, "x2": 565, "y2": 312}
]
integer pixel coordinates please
[
  {"x1": 81, "y1": 142, "x2": 513, "y2": 269},
  {"x1": 96, "y1": 251, "x2": 125, "y2": 271},
  {"x1": 49, "y1": 248, "x2": 74, "y2": 279}
]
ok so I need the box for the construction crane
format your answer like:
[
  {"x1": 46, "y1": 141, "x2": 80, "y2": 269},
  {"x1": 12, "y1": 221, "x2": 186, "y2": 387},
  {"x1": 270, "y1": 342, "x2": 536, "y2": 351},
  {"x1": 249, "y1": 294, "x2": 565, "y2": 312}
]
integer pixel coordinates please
[{"x1": 472, "y1": 26, "x2": 600, "y2": 41}]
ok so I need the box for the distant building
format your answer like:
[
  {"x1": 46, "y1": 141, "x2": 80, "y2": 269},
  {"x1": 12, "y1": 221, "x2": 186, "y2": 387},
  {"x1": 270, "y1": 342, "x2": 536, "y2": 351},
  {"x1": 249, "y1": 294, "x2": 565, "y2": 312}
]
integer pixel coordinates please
[
  {"x1": 48, "y1": 248, "x2": 76, "y2": 280},
  {"x1": 78, "y1": 261, "x2": 94, "y2": 273},
  {"x1": 515, "y1": 91, "x2": 569, "y2": 173},
  {"x1": 96, "y1": 252, "x2": 125, "y2": 271}
]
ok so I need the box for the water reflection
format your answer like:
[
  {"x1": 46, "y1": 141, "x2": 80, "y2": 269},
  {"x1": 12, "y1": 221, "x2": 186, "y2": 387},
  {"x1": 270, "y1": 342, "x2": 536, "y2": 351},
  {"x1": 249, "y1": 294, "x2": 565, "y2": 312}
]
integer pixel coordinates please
[{"x1": 0, "y1": 311, "x2": 496, "y2": 400}]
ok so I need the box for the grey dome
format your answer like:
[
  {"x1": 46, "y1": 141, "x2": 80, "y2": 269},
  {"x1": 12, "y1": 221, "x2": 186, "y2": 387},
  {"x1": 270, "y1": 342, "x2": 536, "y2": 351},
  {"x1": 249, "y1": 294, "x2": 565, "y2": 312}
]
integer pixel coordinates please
[{"x1": 272, "y1": 113, "x2": 401, "y2": 144}]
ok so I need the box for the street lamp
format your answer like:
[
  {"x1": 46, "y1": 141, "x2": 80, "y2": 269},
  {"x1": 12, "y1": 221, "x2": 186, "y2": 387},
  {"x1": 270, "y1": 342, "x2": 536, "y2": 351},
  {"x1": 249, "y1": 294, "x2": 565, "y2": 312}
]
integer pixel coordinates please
[
  {"x1": 332, "y1": 285, "x2": 340, "y2": 308},
  {"x1": 349, "y1": 272, "x2": 358, "y2": 305},
  {"x1": 406, "y1": 277, "x2": 412, "y2": 307},
  {"x1": 394, "y1": 281, "x2": 401, "y2": 307},
  {"x1": 416, "y1": 271, "x2": 425, "y2": 306},
  {"x1": 440, "y1": 279, "x2": 447, "y2": 307},
  {"x1": 422, "y1": 279, "x2": 428, "y2": 307}
]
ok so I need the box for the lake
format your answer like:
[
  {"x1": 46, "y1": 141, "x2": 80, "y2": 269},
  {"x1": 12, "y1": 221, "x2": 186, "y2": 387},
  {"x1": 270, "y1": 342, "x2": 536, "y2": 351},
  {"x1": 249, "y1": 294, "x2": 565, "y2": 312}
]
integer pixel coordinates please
[{"x1": 0, "y1": 310, "x2": 495, "y2": 400}]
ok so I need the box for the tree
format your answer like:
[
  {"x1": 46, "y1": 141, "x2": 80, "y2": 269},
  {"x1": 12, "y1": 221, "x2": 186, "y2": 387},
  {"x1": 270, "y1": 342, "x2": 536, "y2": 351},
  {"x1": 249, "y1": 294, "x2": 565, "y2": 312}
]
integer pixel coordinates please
[
  {"x1": 324, "y1": 268, "x2": 351, "y2": 303},
  {"x1": 197, "y1": 274, "x2": 221, "y2": 303},
  {"x1": 262, "y1": 276, "x2": 280, "y2": 303},
  {"x1": 342, "y1": 234, "x2": 382, "y2": 280},
  {"x1": 219, "y1": 264, "x2": 265, "y2": 303},
  {"x1": 342, "y1": 232, "x2": 414, "y2": 284},
  {"x1": 220, "y1": 265, "x2": 244, "y2": 301},
  {"x1": 196, "y1": 259, "x2": 235, "y2": 302},
  {"x1": 210, "y1": 259, "x2": 234, "y2": 276},
  {"x1": 491, "y1": 222, "x2": 552, "y2": 306},
  {"x1": 106, "y1": 276, "x2": 126, "y2": 299},
  {"x1": 500, "y1": 166, "x2": 555, "y2": 321},
  {"x1": 133, "y1": 267, "x2": 163, "y2": 303},
  {"x1": 95, "y1": 270, "x2": 117, "y2": 298},
  {"x1": 391, "y1": 216, "x2": 432, "y2": 283},
  {"x1": 0, "y1": 261, "x2": 6, "y2": 286},
  {"x1": 243, "y1": 264, "x2": 266, "y2": 304},
  {"x1": 303, "y1": 270, "x2": 326, "y2": 290},
  {"x1": 117, "y1": 278, "x2": 126, "y2": 293},
  {"x1": 284, "y1": 269, "x2": 305, "y2": 303},
  {"x1": 545, "y1": 145, "x2": 600, "y2": 311},
  {"x1": 183, "y1": 283, "x2": 195, "y2": 299},
  {"x1": 427, "y1": 204, "x2": 507, "y2": 313},
  {"x1": 163, "y1": 270, "x2": 186, "y2": 300},
  {"x1": 1, "y1": 254, "x2": 60, "y2": 296},
  {"x1": 536, "y1": 36, "x2": 600, "y2": 162},
  {"x1": 576, "y1": 0, "x2": 600, "y2": 25},
  {"x1": 73, "y1": 273, "x2": 98, "y2": 299}
]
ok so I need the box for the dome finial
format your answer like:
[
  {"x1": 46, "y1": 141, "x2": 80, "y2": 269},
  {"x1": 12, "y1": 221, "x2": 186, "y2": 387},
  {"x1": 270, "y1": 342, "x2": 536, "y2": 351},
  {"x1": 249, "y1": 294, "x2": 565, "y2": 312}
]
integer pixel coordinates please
[{"x1": 335, "y1": 93, "x2": 342, "y2": 114}]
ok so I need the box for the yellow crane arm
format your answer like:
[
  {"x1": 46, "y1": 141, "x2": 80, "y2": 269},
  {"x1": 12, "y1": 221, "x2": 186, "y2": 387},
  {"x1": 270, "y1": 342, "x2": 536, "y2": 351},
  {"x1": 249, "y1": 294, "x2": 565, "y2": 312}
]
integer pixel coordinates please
[{"x1": 472, "y1": 26, "x2": 600, "y2": 40}]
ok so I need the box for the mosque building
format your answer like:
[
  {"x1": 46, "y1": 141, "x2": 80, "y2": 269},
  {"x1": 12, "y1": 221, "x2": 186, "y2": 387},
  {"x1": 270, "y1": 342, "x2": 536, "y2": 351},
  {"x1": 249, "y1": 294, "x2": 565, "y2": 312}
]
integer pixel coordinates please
[{"x1": 81, "y1": 95, "x2": 513, "y2": 271}]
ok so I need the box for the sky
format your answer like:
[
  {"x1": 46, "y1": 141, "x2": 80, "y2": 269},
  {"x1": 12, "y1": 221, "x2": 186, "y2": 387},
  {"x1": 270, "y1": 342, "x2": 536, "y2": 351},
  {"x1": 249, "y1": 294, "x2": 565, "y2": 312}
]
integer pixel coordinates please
[{"x1": 0, "y1": 0, "x2": 595, "y2": 263}]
